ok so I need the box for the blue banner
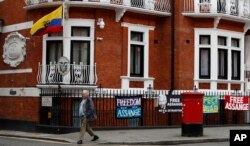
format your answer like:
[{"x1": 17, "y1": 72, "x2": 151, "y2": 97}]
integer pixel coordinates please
[
  {"x1": 116, "y1": 107, "x2": 142, "y2": 119},
  {"x1": 115, "y1": 95, "x2": 142, "y2": 119}
]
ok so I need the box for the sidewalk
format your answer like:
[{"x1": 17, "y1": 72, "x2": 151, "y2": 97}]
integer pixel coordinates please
[{"x1": 1, "y1": 126, "x2": 250, "y2": 145}]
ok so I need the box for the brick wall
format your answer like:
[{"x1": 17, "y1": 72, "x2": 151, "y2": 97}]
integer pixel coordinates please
[{"x1": 0, "y1": 97, "x2": 40, "y2": 122}]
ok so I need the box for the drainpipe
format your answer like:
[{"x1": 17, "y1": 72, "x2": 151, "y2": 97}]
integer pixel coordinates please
[
  {"x1": 168, "y1": 0, "x2": 175, "y2": 126},
  {"x1": 170, "y1": 0, "x2": 175, "y2": 92}
]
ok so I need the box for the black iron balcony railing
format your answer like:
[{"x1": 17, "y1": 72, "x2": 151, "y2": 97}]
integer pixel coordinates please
[{"x1": 37, "y1": 62, "x2": 97, "y2": 85}]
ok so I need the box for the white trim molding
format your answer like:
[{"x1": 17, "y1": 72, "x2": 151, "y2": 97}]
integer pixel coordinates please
[
  {"x1": 2, "y1": 21, "x2": 33, "y2": 33},
  {"x1": 120, "y1": 76, "x2": 155, "y2": 90},
  {"x1": 121, "y1": 22, "x2": 155, "y2": 31},
  {"x1": 0, "y1": 87, "x2": 40, "y2": 97},
  {"x1": 0, "y1": 69, "x2": 32, "y2": 74}
]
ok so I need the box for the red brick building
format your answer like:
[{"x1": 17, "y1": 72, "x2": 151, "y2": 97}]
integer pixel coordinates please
[{"x1": 0, "y1": 0, "x2": 249, "y2": 131}]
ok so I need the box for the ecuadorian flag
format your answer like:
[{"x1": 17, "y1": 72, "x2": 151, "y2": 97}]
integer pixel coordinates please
[{"x1": 30, "y1": 6, "x2": 63, "y2": 36}]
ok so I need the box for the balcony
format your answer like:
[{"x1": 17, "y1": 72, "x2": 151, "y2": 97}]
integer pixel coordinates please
[
  {"x1": 37, "y1": 62, "x2": 98, "y2": 87},
  {"x1": 24, "y1": 0, "x2": 171, "y2": 21},
  {"x1": 183, "y1": 0, "x2": 250, "y2": 23}
]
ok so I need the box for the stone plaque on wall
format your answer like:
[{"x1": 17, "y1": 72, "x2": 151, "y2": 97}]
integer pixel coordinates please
[{"x1": 2, "y1": 32, "x2": 26, "y2": 67}]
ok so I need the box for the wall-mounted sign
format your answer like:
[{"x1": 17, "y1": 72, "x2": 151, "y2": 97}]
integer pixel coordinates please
[
  {"x1": 42, "y1": 96, "x2": 52, "y2": 107},
  {"x1": 158, "y1": 94, "x2": 182, "y2": 113},
  {"x1": 57, "y1": 56, "x2": 70, "y2": 76},
  {"x1": 203, "y1": 95, "x2": 219, "y2": 113},
  {"x1": 3, "y1": 32, "x2": 26, "y2": 67},
  {"x1": 225, "y1": 96, "x2": 249, "y2": 111},
  {"x1": 115, "y1": 95, "x2": 142, "y2": 119}
]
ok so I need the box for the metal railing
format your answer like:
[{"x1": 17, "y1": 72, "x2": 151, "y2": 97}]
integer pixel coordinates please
[
  {"x1": 24, "y1": 0, "x2": 171, "y2": 13},
  {"x1": 39, "y1": 89, "x2": 250, "y2": 129},
  {"x1": 37, "y1": 62, "x2": 97, "y2": 85},
  {"x1": 184, "y1": 0, "x2": 250, "y2": 19}
]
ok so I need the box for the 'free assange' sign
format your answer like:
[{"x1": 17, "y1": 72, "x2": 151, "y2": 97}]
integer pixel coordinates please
[{"x1": 115, "y1": 95, "x2": 142, "y2": 119}]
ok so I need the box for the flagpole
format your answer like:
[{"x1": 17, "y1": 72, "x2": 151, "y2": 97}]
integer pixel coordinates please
[
  {"x1": 62, "y1": 2, "x2": 65, "y2": 28},
  {"x1": 62, "y1": 1, "x2": 66, "y2": 57}
]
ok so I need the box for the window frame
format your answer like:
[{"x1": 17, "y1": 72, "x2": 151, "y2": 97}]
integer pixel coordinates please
[
  {"x1": 70, "y1": 40, "x2": 90, "y2": 65},
  {"x1": 199, "y1": 47, "x2": 211, "y2": 79},
  {"x1": 199, "y1": 35, "x2": 211, "y2": 45},
  {"x1": 46, "y1": 40, "x2": 63, "y2": 65},
  {"x1": 130, "y1": 44, "x2": 144, "y2": 77},
  {"x1": 194, "y1": 28, "x2": 244, "y2": 90},
  {"x1": 231, "y1": 50, "x2": 241, "y2": 80},
  {"x1": 43, "y1": 19, "x2": 95, "y2": 66},
  {"x1": 122, "y1": 22, "x2": 154, "y2": 79},
  {"x1": 218, "y1": 49, "x2": 228, "y2": 79}
]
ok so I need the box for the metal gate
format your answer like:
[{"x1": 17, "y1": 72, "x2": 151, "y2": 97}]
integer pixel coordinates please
[{"x1": 40, "y1": 87, "x2": 83, "y2": 128}]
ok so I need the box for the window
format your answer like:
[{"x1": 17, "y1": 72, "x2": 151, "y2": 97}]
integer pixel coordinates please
[
  {"x1": 130, "y1": 31, "x2": 144, "y2": 77},
  {"x1": 71, "y1": 27, "x2": 91, "y2": 65},
  {"x1": 232, "y1": 50, "x2": 240, "y2": 80},
  {"x1": 130, "y1": 45, "x2": 144, "y2": 77},
  {"x1": 218, "y1": 36, "x2": 227, "y2": 46},
  {"x1": 199, "y1": 35, "x2": 210, "y2": 79},
  {"x1": 131, "y1": 31, "x2": 143, "y2": 41},
  {"x1": 195, "y1": 29, "x2": 243, "y2": 90},
  {"x1": 199, "y1": 35, "x2": 210, "y2": 45},
  {"x1": 199, "y1": 48, "x2": 210, "y2": 78},
  {"x1": 231, "y1": 38, "x2": 240, "y2": 48},
  {"x1": 218, "y1": 36, "x2": 227, "y2": 79},
  {"x1": 71, "y1": 27, "x2": 90, "y2": 37},
  {"x1": 46, "y1": 41, "x2": 63, "y2": 64},
  {"x1": 218, "y1": 49, "x2": 227, "y2": 79},
  {"x1": 71, "y1": 41, "x2": 90, "y2": 65}
]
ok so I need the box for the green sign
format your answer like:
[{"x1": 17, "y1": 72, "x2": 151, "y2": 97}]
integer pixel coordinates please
[{"x1": 203, "y1": 96, "x2": 219, "y2": 113}]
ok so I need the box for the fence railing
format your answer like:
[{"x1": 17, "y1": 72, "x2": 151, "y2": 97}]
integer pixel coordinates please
[
  {"x1": 184, "y1": 0, "x2": 250, "y2": 19},
  {"x1": 24, "y1": 0, "x2": 171, "y2": 13},
  {"x1": 39, "y1": 89, "x2": 250, "y2": 129},
  {"x1": 37, "y1": 62, "x2": 97, "y2": 85}
]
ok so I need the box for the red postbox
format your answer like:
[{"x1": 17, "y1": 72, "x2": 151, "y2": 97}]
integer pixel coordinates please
[{"x1": 181, "y1": 92, "x2": 203, "y2": 137}]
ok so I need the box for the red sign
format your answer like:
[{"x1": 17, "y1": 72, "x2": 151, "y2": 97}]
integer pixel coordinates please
[{"x1": 224, "y1": 96, "x2": 249, "y2": 111}]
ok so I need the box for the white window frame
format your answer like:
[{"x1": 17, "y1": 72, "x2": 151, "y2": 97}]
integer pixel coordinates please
[
  {"x1": 43, "y1": 19, "x2": 95, "y2": 67},
  {"x1": 121, "y1": 22, "x2": 155, "y2": 89},
  {"x1": 194, "y1": 28, "x2": 244, "y2": 91}
]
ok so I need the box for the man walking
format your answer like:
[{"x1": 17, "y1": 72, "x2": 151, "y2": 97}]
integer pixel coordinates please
[{"x1": 77, "y1": 90, "x2": 99, "y2": 144}]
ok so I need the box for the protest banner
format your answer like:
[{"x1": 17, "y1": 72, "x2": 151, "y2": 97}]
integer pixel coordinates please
[
  {"x1": 158, "y1": 94, "x2": 182, "y2": 113},
  {"x1": 225, "y1": 96, "x2": 249, "y2": 111},
  {"x1": 115, "y1": 95, "x2": 142, "y2": 119},
  {"x1": 203, "y1": 95, "x2": 219, "y2": 113}
]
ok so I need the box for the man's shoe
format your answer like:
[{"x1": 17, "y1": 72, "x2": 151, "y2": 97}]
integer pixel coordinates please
[
  {"x1": 91, "y1": 135, "x2": 99, "y2": 141},
  {"x1": 77, "y1": 140, "x2": 82, "y2": 144}
]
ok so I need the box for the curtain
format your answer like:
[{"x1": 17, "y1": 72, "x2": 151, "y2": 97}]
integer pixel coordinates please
[
  {"x1": 47, "y1": 41, "x2": 63, "y2": 64},
  {"x1": 200, "y1": 49, "x2": 209, "y2": 76},
  {"x1": 72, "y1": 41, "x2": 89, "y2": 65}
]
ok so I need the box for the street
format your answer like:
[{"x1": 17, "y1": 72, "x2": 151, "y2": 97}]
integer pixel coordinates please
[
  {"x1": 0, "y1": 136, "x2": 229, "y2": 146},
  {"x1": 0, "y1": 136, "x2": 71, "y2": 146},
  {"x1": 176, "y1": 142, "x2": 228, "y2": 146}
]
